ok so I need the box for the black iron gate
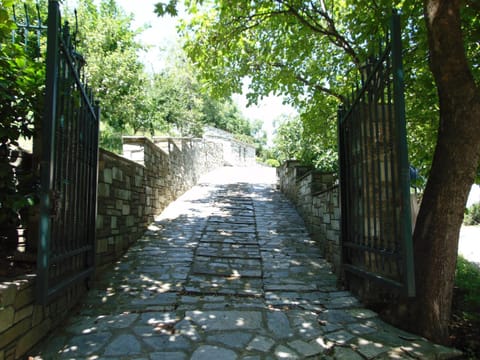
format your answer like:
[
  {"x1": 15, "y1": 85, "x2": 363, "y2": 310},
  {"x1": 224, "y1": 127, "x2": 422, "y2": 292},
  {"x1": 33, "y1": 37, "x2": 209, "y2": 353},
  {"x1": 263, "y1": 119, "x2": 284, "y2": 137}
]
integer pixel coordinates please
[
  {"x1": 338, "y1": 13, "x2": 415, "y2": 297},
  {"x1": 37, "y1": 0, "x2": 100, "y2": 304}
]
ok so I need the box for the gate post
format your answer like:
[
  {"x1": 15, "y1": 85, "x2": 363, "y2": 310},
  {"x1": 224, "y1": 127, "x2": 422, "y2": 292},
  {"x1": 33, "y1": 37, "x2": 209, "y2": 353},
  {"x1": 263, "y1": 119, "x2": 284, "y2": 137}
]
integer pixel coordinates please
[
  {"x1": 391, "y1": 11, "x2": 415, "y2": 297},
  {"x1": 37, "y1": 0, "x2": 60, "y2": 305},
  {"x1": 337, "y1": 104, "x2": 347, "y2": 284}
]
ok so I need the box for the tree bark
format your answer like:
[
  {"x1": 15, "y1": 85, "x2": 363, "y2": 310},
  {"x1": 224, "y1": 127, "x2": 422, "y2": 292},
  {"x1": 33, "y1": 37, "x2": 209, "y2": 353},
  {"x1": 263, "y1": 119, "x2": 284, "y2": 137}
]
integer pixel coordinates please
[{"x1": 408, "y1": 0, "x2": 480, "y2": 344}]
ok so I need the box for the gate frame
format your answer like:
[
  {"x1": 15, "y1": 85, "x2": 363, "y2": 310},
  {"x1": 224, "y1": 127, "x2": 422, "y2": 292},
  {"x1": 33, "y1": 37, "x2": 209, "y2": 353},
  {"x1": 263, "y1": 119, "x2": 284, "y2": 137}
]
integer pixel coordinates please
[
  {"x1": 37, "y1": 0, "x2": 100, "y2": 305},
  {"x1": 338, "y1": 12, "x2": 415, "y2": 297}
]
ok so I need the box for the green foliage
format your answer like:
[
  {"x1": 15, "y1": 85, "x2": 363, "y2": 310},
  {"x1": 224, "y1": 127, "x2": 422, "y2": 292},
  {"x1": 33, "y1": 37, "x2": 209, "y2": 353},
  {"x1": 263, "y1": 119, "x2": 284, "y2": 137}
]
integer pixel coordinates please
[
  {"x1": 147, "y1": 46, "x2": 261, "y2": 140},
  {"x1": 169, "y1": 0, "x2": 397, "y2": 171},
  {"x1": 157, "y1": 0, "x2": 479, "y2": 180},
  {"x1": 150, "y1": 68, "x2": 204, "y2": 137},
  {"x1": 264, "y1": 158, "x2": 280, "y2": 168},
  {"x1": 72, "y1": 0, "x2": 152, "y2": 151},
  {"x1": 272, "y1": 115, "x2": 303, "y2": 162},
  {"x1": 271, "y1": 114, "x2": 338, "y2": 171},
  {"x1": 464, "y1": 203, "x2": 480, "y2": 226},
  {"x1": 455, "y1": 255, "x2": 480, "y2": 320},
  {"x1": 154, "y1": 0, "x2": 178, "y2": 16},
  {"x1": 0, "y1": 0, "x2": 45, "y2": 252},
  {"x1": 71, "y1": 1, "x2": 258, "y2": 151}
]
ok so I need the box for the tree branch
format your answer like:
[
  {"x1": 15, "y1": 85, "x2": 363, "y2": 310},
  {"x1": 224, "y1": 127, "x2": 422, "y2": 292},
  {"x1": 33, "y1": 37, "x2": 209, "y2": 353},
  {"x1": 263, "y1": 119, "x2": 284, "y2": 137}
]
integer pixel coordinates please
[
  {"x1": 275, "y1": 0, "x2": 361, "y2": 66},
  {"x1": 268, "y1": 61, "x2": 346, "y2": 102},
  {"x1": 296, "y1": 73, "x2": 346, "y2": 102}
]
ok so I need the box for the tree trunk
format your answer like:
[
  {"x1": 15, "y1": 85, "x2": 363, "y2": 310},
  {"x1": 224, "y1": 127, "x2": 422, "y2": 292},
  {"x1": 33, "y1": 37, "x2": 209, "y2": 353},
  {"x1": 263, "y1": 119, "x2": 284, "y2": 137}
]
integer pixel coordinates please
[{"x1": 409, "y1": 0, "x2": 480, "y2": 344}]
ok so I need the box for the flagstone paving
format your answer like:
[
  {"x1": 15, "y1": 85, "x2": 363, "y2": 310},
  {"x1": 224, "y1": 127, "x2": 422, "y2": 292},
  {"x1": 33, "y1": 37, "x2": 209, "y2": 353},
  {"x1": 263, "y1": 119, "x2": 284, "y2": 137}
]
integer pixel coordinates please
[{"x1": 31, "y1": 167, "x2": 462, "y2": 359}]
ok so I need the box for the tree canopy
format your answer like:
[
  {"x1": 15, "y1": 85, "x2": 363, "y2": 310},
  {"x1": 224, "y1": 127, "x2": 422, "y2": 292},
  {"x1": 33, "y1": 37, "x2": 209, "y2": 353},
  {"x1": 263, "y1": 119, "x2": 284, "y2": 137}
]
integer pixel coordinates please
[{"x1": 157, "y1": 0, "x2": 479, "y2": 182}]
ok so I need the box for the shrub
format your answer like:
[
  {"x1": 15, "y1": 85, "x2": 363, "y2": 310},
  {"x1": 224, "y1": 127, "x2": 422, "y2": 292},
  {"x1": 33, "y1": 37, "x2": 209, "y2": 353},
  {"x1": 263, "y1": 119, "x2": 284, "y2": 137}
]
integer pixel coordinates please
[
  {"x1": 455, "y1": 255, "x2": 480, "y2": 319},
  {"x1": 0, "y1": 1, "x2": 45, "y2": 256},
  {"x1": 464, "y1": 203, "x2": 480, "y2": 225},
  {"x1": 265, "y1": 158, "x2": 280, "y2": 168}
]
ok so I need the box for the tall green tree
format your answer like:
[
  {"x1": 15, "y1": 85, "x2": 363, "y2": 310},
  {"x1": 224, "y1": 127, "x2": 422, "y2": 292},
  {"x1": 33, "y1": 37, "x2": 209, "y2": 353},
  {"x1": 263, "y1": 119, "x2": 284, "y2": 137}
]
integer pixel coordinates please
[
  {"x1": 153, "y1": 47, "x2": 258, "y2": 138},
  {"x1": 73, "y1": 0, "x2": 152, "y2": 151},
  {"x1": 272, "y1": 115, "x2": 303, "y2": 163},
  {"x1": 151, "y1": 68, "x2": 204, "y2": 136},
  {"x1": 155, "y1": 0, "x2": 480, "y2": 343},
  {"x1": 272, "y1": 114, "x2": 337, "y2": 171}
]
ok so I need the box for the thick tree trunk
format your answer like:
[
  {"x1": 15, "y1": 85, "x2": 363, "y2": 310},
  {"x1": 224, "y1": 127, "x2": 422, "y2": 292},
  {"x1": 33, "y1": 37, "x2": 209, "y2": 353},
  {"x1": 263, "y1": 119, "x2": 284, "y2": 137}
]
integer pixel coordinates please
[{"x1": 409, "y1": 0, "x2": 480, "y2": 344}]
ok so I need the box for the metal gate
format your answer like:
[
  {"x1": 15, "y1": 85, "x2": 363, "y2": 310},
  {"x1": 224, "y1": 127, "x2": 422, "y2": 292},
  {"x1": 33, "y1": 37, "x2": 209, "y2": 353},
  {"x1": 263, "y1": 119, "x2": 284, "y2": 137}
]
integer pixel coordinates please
[
  {"x1": 338, "y1": 13, "x2": 415, "y2": 297},
  {"x1": 37, "y1": 0, "x2": 100, "y2": 304}
]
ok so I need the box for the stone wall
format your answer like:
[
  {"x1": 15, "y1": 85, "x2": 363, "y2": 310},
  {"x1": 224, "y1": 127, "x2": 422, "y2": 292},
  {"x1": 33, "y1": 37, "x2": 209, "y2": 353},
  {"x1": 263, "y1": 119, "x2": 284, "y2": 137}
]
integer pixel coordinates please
[
  {"x1": 203, "y1": 126, "x2": 257, "y2": 167},
  {"x1": 0, "y1": 136, "x2": 224, "y2": 359},
  {"x1": 0, "y1": 276, "x2": 86, "y2": 360},
  {"x1": 277, "y1": 161, "x2": 342, "y2": 272}
]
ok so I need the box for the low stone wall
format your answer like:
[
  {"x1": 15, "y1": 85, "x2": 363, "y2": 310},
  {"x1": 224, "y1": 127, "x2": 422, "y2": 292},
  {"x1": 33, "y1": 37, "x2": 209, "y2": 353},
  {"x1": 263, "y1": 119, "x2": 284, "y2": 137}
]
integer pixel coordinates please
[
  {"x1": 0, "y1": 276, "x2": 86, "y2": 360},
  {"x1": 203, "y1": 126, "x2": 257, "y2": 166},
  {"x1": 277, "y1": 161, "x2": 341, "y2": 272},
  {"x1": 0, "y1": 136, "x2": 224, "y2": 359}
]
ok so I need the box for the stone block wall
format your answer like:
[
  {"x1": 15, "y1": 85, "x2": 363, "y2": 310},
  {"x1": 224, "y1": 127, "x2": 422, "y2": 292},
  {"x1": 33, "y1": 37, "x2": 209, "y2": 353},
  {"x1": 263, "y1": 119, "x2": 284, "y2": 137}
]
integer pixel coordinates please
[
  {"x1": 0, "y1": 135, "x2": 224, "y2": 359},
  {"x1": 203, "y1": 126, "x2": 257, "y2": 166},
  {"x1": 277, "y1": 162, "x2": 341, "y2": 272},
  {"x1": 0, "y1": 276, "x2": 86, "y2": 360}
]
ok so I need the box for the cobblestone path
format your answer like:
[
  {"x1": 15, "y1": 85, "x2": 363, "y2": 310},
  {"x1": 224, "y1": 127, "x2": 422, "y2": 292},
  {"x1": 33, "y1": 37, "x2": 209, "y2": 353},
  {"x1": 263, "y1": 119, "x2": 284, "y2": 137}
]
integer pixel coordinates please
[{"x1": 32, "y1": 167, "x2": 461, "y2": 359}]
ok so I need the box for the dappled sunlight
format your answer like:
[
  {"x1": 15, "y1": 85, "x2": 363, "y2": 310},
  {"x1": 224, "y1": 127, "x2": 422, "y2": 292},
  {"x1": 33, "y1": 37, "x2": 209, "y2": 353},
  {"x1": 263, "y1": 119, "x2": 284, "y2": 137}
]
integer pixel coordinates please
[
  {"x1": 313, "y1": 337, "x2": 334, "y2": 349},
  {"x1": 352, "y1": 337, "x2": 387, "y2": 358},
  {"x1": 236, "y1": 318, "x2": 246, "y2": 327},
  {"x1": 227, "y1": 269, "x2": 242, "y2": 280},
  {"x1": 138, "y1": 274, "x2": 173, "y2": 293},
  {"x1": 147, "y1": 224, "x2": 162, "y2": 231},
  {"x1": 186, "y1": 310, "x2": 262, "y2": 331},
  {"x1": 28, "y1": 165, "x2": 460, "y2": 359},
  {"x1": 145, "y1": 313, "x2": 178, "y2": 326},
  {"x1": 275, "y1": 349, "x2": 292, "y2": 358}
]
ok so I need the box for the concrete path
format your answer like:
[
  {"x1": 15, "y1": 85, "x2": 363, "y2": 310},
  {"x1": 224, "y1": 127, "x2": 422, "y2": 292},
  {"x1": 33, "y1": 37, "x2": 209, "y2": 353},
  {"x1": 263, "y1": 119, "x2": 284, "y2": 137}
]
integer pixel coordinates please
[{"x1": 31, "y1": 167, "x2": 461, "y2": 359}]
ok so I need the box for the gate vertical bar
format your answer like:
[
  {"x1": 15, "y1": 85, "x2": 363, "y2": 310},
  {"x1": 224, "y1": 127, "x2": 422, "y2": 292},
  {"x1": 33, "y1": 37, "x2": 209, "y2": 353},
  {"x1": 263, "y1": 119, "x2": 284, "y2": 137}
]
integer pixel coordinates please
[
  {"x1": 391, "y1": 11, "x2": 415, "y2": 296},
  {"x1": 338, "y1": 105, "x2": 347, "y2": 280},
  {"x1": 90, "y1": 103, "x2": 100, "y2": 272},
  {"x1": 37, "y1": 0, "x2": 60, "y2": 305}
]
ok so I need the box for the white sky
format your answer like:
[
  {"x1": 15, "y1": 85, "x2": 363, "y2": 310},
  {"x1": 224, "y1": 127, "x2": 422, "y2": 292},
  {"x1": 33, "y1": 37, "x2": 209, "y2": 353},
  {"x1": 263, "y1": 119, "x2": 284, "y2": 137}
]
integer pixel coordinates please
[{"x1": 112, "y1": 0, "x2": 297, "y2": 143}]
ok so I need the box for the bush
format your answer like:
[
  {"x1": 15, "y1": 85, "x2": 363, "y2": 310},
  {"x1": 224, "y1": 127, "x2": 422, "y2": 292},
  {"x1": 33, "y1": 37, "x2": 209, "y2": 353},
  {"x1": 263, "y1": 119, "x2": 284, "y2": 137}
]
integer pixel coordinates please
[
  {"x1": 265, "y1": 158, "x2": 280, "y2": 168},
  {"x1": 455, "y1": 255, "x2": 480, "y2": 317},
  {"x1": 0, "y1": 1, "x2": 44, "y2": 256},
  {"x1": 464, "y1": 203, "x2": 480, "y2": 225}
]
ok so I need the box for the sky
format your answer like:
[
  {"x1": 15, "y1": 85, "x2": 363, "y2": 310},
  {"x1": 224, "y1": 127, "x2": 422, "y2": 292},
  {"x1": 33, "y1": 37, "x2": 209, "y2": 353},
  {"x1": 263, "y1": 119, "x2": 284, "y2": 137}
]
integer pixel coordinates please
[{"x1": 112, "y1": 0, "x2": 297, "y2": 144}]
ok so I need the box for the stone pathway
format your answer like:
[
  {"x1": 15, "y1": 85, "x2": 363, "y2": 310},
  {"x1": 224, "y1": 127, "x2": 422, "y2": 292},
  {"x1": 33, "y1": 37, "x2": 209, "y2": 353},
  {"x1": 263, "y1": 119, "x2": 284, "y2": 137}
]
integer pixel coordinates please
[{"x1": 31, "y1": 167, "x2": 462, "y2": 359}]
